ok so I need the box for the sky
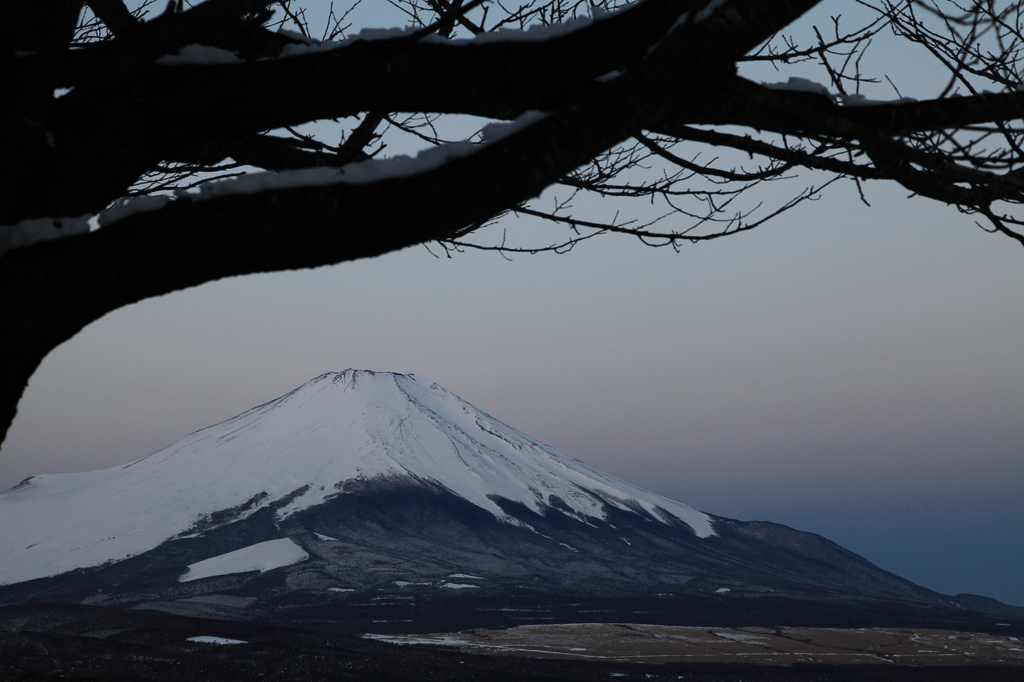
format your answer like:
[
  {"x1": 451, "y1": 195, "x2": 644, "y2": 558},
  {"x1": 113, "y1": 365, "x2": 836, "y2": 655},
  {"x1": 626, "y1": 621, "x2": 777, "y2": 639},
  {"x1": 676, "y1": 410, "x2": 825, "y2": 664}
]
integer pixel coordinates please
[{"x1": 2, "y1": 1, "x2": 1023, "y2": 607}]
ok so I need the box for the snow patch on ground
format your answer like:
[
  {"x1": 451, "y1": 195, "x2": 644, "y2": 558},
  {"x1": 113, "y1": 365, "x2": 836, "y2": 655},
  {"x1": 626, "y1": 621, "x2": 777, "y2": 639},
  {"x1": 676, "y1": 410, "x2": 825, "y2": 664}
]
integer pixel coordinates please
[
  {"x1": 179, "y1": 539, "x2": 308, "y2": 583},
  {"x1": 363, "y1": 633, "x2": 476, "y2": 647},
  {"x1": 713, "y1": 631, "x2": 769, "y2": 643},
  {"x1": 441, "y1": 583, "x2": 479, "y2": 589},
  {"x1": 187, "y1": 636, "x2": 247, "y2": 645}
]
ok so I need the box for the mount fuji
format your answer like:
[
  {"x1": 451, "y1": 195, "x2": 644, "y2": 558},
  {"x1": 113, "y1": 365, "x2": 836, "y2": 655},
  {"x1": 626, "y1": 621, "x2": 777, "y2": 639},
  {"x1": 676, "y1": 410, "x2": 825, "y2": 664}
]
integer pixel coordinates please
[{"x1": 2, "y1": 370, "x2": 1020, "y2": 632}]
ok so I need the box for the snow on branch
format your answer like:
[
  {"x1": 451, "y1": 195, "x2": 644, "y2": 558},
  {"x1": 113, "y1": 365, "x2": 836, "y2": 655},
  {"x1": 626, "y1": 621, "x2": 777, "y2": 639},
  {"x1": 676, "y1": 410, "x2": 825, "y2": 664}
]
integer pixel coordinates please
[
  {"x1": 98, "y1": 111, "x2": 550, "y2": 228},
  {"x1": 1, "y1": 216, "x2": 92, "y2": 259}
]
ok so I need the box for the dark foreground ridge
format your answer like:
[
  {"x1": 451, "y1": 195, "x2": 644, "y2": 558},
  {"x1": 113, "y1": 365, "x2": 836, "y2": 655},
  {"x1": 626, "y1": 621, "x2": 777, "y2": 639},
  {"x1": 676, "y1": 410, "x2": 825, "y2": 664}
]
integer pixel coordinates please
[{"x1": 1, "y1": 603, "x2": 1021, "y2": 682}]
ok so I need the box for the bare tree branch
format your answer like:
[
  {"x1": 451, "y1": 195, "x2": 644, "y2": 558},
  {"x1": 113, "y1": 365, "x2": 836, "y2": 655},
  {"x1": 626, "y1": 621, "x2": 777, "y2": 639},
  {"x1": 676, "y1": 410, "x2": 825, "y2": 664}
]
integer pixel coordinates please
[{"x1": 4, "y1": 0, "x2": 1024, "y2": 446}]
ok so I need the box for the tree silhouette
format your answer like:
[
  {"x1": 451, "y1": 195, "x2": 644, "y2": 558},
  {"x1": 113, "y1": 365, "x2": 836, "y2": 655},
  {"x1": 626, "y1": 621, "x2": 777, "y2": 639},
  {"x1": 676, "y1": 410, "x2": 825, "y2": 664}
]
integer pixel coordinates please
[{"x1": 3, "y1": 0, "x2": 1024, "y2": 443}]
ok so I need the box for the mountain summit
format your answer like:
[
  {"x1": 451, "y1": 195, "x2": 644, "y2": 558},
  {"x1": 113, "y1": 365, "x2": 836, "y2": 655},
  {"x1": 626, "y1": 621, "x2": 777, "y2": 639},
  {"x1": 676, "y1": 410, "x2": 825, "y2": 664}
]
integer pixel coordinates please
[{"x1": 2, "y1": 370, "x2": 1020, "y2": 632}]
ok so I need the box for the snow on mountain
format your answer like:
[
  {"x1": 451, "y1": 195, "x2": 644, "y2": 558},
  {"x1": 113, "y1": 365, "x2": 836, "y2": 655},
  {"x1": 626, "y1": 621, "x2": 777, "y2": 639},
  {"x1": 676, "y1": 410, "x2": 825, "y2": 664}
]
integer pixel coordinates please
[
  {"x1": 0, "y1": 370, "x2": 713, "y2": 586},
  {"x1": 180, "y1": 538, "x2": 308, "y2": 583}
]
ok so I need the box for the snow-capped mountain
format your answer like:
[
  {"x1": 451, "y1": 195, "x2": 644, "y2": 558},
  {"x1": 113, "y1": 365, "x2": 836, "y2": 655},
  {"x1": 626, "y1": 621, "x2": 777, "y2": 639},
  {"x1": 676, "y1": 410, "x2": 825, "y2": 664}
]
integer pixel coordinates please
[
  {"x1": 2, "y1": 370, "x2": 1020, "y2": 632},
  {"x1": 0, "y1": 370, "x2": 711, "y2": 586}
]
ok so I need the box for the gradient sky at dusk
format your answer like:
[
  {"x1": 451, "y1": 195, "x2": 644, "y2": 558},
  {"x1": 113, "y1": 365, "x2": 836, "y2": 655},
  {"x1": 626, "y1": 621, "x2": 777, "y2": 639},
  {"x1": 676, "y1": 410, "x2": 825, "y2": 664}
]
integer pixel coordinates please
[{"x1": 2, "y1": 1, "x2": 1022, "y2": 606}]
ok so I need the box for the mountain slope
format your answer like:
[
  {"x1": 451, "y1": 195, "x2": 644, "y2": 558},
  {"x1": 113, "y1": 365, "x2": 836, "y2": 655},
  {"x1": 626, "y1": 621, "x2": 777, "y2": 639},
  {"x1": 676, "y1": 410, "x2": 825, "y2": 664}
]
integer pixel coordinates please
[
  {"x1": 1, "y1": 369, "x2": 1020, "y2": 631},
  {"x1": 0, "y1": 370, "x2": 711, "y2": 587}
]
